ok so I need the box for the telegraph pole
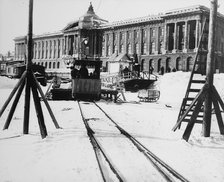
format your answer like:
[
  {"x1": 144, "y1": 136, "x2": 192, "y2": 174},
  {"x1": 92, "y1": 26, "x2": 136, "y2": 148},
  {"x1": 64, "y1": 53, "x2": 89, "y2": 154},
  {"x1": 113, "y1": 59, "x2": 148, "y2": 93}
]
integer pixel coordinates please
[
  {"x1": 23, "y1": 0, "x2": 33, "y2": 134},
  {"x1": 203, "y1": 0, "x2": 217, "y2": 137}
]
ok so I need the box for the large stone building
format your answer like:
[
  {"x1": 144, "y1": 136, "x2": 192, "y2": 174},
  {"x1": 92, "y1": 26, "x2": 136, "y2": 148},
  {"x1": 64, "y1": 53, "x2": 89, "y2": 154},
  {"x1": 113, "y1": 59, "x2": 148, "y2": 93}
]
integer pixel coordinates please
[{"x1": 14, "y1": 3, "x2": 224, "y2": 76}]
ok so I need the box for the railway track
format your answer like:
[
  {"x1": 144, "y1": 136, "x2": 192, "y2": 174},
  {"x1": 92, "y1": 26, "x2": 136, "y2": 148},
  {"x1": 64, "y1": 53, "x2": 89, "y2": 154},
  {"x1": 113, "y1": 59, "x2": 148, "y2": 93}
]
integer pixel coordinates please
[{"x1": 77, "y1": 100, "x2": 189, "y2": 182}]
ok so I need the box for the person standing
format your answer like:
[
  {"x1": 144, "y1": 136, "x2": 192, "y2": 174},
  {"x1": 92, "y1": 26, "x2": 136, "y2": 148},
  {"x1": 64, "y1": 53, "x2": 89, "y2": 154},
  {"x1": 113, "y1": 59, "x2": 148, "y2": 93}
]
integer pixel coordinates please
[{"x1": 79, "y1": 64, "x2": 89, "y2": 78}]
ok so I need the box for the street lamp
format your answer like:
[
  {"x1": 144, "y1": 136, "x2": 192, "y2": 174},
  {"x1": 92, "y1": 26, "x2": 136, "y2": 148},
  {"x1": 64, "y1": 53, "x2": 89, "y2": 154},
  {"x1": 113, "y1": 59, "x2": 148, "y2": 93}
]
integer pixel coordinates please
[{"x1": 82, "y1": 37, "x2": 89, "y2": 58}]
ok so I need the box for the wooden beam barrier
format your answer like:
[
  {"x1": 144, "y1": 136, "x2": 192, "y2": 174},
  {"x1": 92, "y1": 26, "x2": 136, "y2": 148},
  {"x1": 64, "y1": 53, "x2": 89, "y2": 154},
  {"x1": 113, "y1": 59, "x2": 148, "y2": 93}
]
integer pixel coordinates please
[
  {"x1": 3, "y1": 78, "x2": 26, "y2": 130},
  {"x1": 0, "y1": 71, "x2": 26, "y2": 117}
]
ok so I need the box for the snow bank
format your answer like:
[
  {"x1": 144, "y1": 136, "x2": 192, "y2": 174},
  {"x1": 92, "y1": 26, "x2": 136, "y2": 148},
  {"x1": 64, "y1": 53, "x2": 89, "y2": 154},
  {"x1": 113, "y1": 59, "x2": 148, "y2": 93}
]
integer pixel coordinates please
[{"x1": 0, "y1": 76, "x2": 18, "y2": 89}]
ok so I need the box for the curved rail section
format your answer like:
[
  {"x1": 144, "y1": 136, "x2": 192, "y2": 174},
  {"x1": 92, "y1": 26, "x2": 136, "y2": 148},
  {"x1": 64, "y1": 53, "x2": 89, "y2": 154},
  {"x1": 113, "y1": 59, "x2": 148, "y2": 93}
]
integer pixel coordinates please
[{"x1": 77, "y1": 100, "x2": 190, "y2": 182}]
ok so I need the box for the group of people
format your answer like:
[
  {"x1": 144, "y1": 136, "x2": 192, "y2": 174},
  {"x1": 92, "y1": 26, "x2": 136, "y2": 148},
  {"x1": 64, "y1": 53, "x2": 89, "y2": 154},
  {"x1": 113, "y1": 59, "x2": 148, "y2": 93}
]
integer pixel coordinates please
[{"x1": 71, "y1": 64, "x2": 98, "y2": 79}]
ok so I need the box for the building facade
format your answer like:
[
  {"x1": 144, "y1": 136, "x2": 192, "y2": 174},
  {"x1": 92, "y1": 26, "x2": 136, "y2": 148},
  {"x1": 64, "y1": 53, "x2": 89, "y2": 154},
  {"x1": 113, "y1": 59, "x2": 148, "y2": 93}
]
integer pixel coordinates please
[{"x1": 14, "y1": 4, "x2": 224, "y2": 75}]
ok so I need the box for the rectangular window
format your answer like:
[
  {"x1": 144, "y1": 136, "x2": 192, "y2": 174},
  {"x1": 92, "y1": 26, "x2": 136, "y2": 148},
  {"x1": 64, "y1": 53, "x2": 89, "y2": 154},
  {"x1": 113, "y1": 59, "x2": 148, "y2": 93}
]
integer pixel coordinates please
[
  {"x1": 134, "y1": 30, "x2": 139, "y2": 40},
  {"x1": 142, "y1": 43, "x2": 147, "y2": 55},
  {"x1": 142, "y1": 29, "x2": 147, "y2": 39},
  {"x1": 120, "y1": 32, "x2": 124, "y2": 41},
  {"x1": 135, "y1": 43, "x2": 139, "y2": 54},
  {"x1": 127, "y1": 44, "x2": 131, "y2": 54},
  {"x1": 159, "y1": 27, "x2": 164, "y2": 37},
  {"x1": 120, "y1": 44, "x2": 124, "y2": 53},
  {"x1": 150, "y1": 41, "x2": 156, "y2": 54},
  {"x1": 127, "y1": 31, "x2": 131, "y2": 40},
  {"x1": 151, "y1": 28, "x2": 156, "y2": 37},
  {"x1": 158, "y1": 41, "x2": 163, "y2": 54}
]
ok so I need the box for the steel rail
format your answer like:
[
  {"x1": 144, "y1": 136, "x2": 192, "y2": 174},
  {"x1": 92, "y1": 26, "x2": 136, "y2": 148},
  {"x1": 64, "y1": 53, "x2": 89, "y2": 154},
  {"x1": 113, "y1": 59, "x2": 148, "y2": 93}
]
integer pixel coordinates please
[
  {"x1": 77, "y1": 101, "x2": 124, "y2": 182},
  {"x1": 94, "y1": 101, "x2": 190, "y2": 182}
]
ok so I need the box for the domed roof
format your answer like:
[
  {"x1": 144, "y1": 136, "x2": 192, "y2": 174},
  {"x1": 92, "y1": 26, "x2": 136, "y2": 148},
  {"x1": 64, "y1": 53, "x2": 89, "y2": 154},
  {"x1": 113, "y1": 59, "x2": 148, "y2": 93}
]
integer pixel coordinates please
[{"x1": 78, "y1": 2, "x2": 108, "y2": 29}]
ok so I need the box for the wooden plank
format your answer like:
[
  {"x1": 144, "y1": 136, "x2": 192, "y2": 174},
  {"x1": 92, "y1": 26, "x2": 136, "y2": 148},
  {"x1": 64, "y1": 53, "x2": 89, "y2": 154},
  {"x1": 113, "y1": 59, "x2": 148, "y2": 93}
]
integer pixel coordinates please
[
  {"x1": 23, "y1": 75, "x2": 31, "y2": 134},
  {"x1": 32, "y1": 73, "x2": 60, "y2": 129},
  {"x1": 202, "y1": 0, "x2": 217, "y2": 137},
  {"x1": 172, "y1": 85, "x2": 207, "y2": 131},
  {"x1": 182, "y1": 93, "x2": 206, "y2": 141},
  {"x1": 31, "y1": 74, "x2": 48, "y2": 139}
]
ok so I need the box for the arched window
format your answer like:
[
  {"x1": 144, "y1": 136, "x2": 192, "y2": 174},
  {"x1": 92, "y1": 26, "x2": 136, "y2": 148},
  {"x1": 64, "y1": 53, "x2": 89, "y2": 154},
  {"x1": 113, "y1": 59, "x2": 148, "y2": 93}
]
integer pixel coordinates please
[
  {"x1": 53, "y1": 62, "x2": 55, "y2": 69},
  {"x1": 49, "y1": 62, "x2": 52, "y2": 69},
  {"x1": 45, "y1": 62, "x2": 48, "y2": 68},
  {"x1": 141, "y1": 59, "x2": 146, "y2": 71},
  {"x1": 176, "y1": 57, "x2": 182, "y2": 71},
  {"x1": 149, "y1": 59, "x2": 154, "y2": 73},
  {"x1": 166, "y1": 57, "x2": 171, "y2": 72},
  {"x1": 57, "y1": 62, "x2": 60, "y2": 68},
  {"x1": 187, "y1": 57, "x2": 193, "y2": 71},
  {"x1": 157, "y1": 59, "x2": 162, "y2": 72}
]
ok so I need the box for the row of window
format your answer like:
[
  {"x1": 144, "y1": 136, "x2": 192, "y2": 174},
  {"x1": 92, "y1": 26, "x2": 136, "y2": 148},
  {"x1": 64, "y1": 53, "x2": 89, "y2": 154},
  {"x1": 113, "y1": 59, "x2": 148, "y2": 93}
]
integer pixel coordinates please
[
  {"x1": 33, "y1": 39, "x2": 63, "y2": 60},
  {"x1": 103, "y1": 40, "x2": 164, "y2": 56},
  {"x1": 34, "y1": 61, "x2": 60, "y2": 69},
  {"x1": 105, "y1": 27, "x2": 164, "y2": 43},
  {"x1": 141, "y1": 56, "x2": 195, "y2": 73}
]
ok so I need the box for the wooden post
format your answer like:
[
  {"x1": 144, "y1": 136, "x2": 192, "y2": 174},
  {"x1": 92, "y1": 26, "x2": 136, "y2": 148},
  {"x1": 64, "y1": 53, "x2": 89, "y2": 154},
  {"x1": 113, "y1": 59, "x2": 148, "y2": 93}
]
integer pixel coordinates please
[
  {"x1": 32, "y1": 73, "x2": 60, "y2": 129},
  {"x1": 4, "y1": 79, "x2": 26, "y2": 130},
  {"x1": 31, "y1": 74, "x2": 48, "y2": 138},
  {"x1": 23, "y1": 0, "x2": 33, "y2": 134},
  {"x1": 203, "y1": 0, "x2": 217, "y2": 137}
]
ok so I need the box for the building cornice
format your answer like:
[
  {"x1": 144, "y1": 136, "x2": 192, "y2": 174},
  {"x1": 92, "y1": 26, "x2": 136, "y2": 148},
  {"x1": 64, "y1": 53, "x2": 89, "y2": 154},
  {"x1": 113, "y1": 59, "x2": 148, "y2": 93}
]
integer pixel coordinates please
[{"x1": 100, "y1": 5, "x2": 224, "y2": 30}]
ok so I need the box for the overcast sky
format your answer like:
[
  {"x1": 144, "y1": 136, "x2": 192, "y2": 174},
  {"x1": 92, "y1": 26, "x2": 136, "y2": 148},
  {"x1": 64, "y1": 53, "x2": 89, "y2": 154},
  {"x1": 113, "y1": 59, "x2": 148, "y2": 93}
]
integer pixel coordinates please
[{"x1": 0, "y1": 0, "x2": 223, "y2": 54}]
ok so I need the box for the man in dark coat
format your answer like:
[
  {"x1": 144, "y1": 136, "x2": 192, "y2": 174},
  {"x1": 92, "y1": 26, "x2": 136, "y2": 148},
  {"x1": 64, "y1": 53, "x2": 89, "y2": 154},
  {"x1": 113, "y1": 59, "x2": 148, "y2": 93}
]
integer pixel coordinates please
[{"x1": 79, "y1": 64, "x2": 89, "y2": 78}]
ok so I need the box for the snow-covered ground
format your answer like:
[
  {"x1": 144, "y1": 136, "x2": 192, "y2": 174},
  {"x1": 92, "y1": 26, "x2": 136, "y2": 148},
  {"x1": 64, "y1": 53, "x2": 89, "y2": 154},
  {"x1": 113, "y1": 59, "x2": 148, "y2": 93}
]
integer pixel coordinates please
[{"x1": 0, "y1": 72, "x2": 224, "y2": 182}]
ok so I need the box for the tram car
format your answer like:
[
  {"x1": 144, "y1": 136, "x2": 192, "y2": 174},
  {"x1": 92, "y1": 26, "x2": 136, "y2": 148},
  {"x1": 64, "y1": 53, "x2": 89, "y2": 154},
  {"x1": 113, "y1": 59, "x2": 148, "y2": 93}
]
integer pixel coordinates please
[
  {"x1": 71, "y1": 59, "x2": 102, "y2": 100},
  {"x1": 6, "y1": 63, "x2": 47, "y2": 86}
]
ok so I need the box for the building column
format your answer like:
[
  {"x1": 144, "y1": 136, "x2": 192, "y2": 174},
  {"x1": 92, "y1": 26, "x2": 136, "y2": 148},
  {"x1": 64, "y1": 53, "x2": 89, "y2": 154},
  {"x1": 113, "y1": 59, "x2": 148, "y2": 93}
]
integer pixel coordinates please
[
  {"x1": 15, "y1": 43, "x2": 18, "y2": 60},
  {"x1": 163, "y1": 24, "x2": 167, "y2": 54},
  {"x1": 155, "y1": 27, "x2": 159, "y2": 55},
  {"x1": 46, "y1": 41, "x2": 48, "y2": 59},
  {"x1": 41, "y1": 41, "x2": 43, "y2": 59},
  {"x1": 117, "y1": 32, "x2": 120, "y2": 54},
  {"x1": 59, "y1": 39, "x2": 62, "y2": 58},
  {"x1": 194, "y1": 19, "x2": 200, "y2": 50},
  {"x1": 65, "y1": 36, "x2": 69, "y2": 55},
  {"x1": 131, "y1": 31, "x2": 135, "y2": 53},
  {"x1": 104, "y1": 34, "x2": 108, "y2": 56},
  {"x1": 17, "y1": 43, "x2": 20, "y2": 60},
  {"x1": 41, "y1": 42, "x2": 44, "y2": 59},
  {"x1": 183, "y1": 21, "x2": 189, "y2": 53},
  {"x1": 48, "y1": 40, "x2": 51, "y2": 59},
  {"x1": 124, "y1": 31, "x2": 128, "y2": 54},
  {"x1": 172, "y1": 22, "x2": 178, "y2": 53},
  {"x1": 139, "y1": 28, "x2": 143, "y2": 55},
  {"x1": 73, "y1": 36, "x2": 76, "y2": 55},
  {"x1": 148, "y1": 27, "x2": 151, "y2": 54}
]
